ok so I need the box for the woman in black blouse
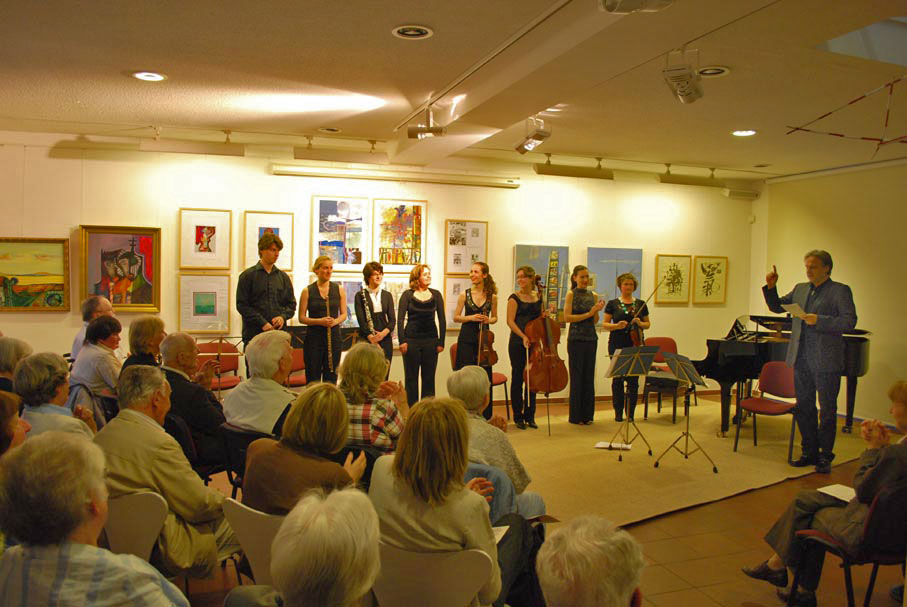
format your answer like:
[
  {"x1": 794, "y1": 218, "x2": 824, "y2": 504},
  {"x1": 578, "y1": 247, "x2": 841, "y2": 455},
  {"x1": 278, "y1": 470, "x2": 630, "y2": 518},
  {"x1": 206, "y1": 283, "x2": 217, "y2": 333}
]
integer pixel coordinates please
[
  {"x1": 122, "y1": 315, "x2": 166, "y2": 370},
  {"x1": 506, "y1": 265, "x2": 543, "y2": 430},
  {"x1": 299, "y1": 255, "x2": 347, "y2": 384},
  {"x1": 354, "y1": 261, "x2": 396, "y2": 377},
  {"x1": 453, "y1": 262, "x2": 498, "y2": 418},
  {"x1": 397, "y1": 264, "x2": 445, "y2": 406},
  {"x1": 603, "y1": 273, "x2": 650, "y2": 422},
  {"x1": 564, "y1": 265, "x2": 604, "y2": 425}
]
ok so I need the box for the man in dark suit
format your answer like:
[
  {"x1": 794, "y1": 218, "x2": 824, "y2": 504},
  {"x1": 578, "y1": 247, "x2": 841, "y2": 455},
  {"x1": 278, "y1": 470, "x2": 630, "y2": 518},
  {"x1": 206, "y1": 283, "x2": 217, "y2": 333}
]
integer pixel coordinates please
[
  {"x1": 763, "y1": 250, "x2": 857, "y2": 473},
  {"x1": 160, "y1": 332, "x2": 226, "y2": 465}
]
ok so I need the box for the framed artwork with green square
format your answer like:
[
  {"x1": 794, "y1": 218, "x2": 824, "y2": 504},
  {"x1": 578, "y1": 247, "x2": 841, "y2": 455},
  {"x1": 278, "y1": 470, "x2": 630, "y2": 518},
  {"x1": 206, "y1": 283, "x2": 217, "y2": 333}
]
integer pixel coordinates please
[{"x1": 179, "y1": 273, "x2": 230, "y2": 334}]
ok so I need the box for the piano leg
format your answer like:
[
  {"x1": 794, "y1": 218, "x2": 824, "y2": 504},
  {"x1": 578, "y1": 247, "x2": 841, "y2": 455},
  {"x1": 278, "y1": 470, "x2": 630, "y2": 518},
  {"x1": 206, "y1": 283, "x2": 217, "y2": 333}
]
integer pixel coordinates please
[
  {"x1": 718, "y1": 380, "x2": 734, "y2": 433},
  {"x1": 842, "y1": 375, "x2": 857, "y2": 433}
]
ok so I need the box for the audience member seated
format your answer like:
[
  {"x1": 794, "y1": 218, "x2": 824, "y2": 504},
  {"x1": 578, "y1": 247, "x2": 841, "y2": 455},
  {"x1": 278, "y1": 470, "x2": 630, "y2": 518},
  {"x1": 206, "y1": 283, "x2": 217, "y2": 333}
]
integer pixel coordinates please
[
  {"x1": 339, "y1": 342, "x2": 409, "y2": 453},
  {"x1": 224, "y1": 487, "x2": 380, "y2": 607},
  {"x1": 0, "y1": 432, "x2": 190, "y2": 607},
  {"x1": 0, "y1": 336, "x2": 32, "y2": 393},
  {"x1": 160, "y1": 332, "x2": 226, "y2": 465},
  {"x1": 223, "y1": 331, "x2": 296, "y2": 436},
  {"x1": 16, "y1": 352, "x2": 95, "y2": 438},
  {"x1": 369, "y1": 397, "x2": 545, "y2": 607},
  {"x1": 122, "y1": 315, "x2": 166, "y2": 370},
  {"x1": 743, "y1": 380, "x2": 907, "y2": 607},
  {"x1": 71, "y1": 295, "x2": 114, "y2": 361},
  {"x1": 94, "y1": 365, "x2": 239, "y2": 577},
  {"x1": 0, "y1": 392, "x2": 29, "y2": 455},
  {"x1": 536, "y1": 516, "x2": 645, "y2": 607},
  {"x1": 449, "y1": 365, "x2": 546, "y2": 519},
  {"x1": 242, "y1": 382, "x2": 365, "y2": 515},
  {"x1": 71, "y1": 315, "x2": 123, "y2": 396}
]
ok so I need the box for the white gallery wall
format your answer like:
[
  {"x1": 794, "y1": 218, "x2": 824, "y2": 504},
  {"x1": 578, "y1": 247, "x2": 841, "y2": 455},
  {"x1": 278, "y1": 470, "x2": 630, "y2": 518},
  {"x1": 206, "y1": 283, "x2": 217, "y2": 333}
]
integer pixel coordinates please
[{"x1": 2, "y1": 131, "x2": 756, "y2": 402}]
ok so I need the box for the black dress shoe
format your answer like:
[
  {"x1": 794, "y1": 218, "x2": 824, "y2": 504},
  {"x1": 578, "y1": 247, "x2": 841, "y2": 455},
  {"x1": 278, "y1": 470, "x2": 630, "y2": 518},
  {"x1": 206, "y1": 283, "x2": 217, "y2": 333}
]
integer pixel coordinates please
[
  {"x1": 615, "y1": 414, "x2": 624, "y2": 422},
  {"x1": 741, "y1": 561, "x2": 788, "y2": 588},
  {"x1": 790, "y1": 455, "x2": 817, "y2": 468},
  {"x1": 815, "y1": 457, "x2": 831, "y2": 474},
  {"x1": 776, "y1": 588, "x2": 817, "y2": 607},
  {"x1": 527, "y1": 421, "x2": 538, "y2": 429},
  {"x1": 515, "y1": 421, "x2": 527, "y2": 430}
]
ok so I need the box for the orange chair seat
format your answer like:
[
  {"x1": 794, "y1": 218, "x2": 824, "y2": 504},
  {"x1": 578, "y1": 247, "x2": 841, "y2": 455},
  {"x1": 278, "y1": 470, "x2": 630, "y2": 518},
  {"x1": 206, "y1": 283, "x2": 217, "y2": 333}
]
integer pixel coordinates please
[
  {"x1": 211, "y1": 375, "x2": 242, "y2": 390},
  {"x1": 491, "y1": 372, "x2": 507, "y2": 386},
  {"x1": 287, "y1": 374, "x2": 307, "y2": 388},
  {"x1": 740, "y1": 397, "x2": 795, "y2": 416}
]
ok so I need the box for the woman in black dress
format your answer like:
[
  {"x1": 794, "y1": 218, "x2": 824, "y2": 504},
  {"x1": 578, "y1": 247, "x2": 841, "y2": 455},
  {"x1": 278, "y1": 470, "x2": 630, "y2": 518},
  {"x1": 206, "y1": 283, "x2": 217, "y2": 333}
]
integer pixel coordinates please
[
  {"x1": 453, "y1": 262, "x2": 498, "y2": 419},
  {"x1": 121, "y1": 315, "x2": 166, "y2": 370},
  {"x1": 603, "y1": 272, "x2": 650, "y2": 422},
  {"x1": 564, "y1": 265, "x2": 604, "y2": 425},
  {"x1": 397, "y1": 264, "x2": 445, "y2": 406},
  {"x1": 298, "y1": 255, "x2": 347, "y2": 384},
  {"x1": 506, "y1": 265, "x2": 543, "y2": 430},
  {"x1": 354, "y1": 261, "x2": 395, "y2": 378}
]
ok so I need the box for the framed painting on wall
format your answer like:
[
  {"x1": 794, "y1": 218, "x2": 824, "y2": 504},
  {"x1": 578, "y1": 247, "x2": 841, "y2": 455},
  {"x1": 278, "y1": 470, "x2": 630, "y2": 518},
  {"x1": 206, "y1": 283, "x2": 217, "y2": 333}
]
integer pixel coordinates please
[
  {"x1": 80, "y1": 225, "x2": 161, "y2": 312},
  {"x1": 313, "y1": 195, "x2": 369, "y2": 272},
  {"x1": 0, "y1": 238, "x2": 70, "y2": 312},
  {"x1": 178, "y1": 273, "x2": 230, "y2": 334},
  {"x1": 693, "y1": 256, "x2": 728, "y2": 304},
  {"x1": 586, "y1": 247, "x2": 643, "y2": 304},
  {"x1": 381, "y1": 274, "x2": 410, "y2": 348},
  {"x1": 445, "y1": 219, "x2": 488, "y2": 275},
  {"x1": 513, "y1": 244, "x2": 569, "y2": 322},
  {"x1": 179, "y1": 208, "x2": 231, "y2": 270},
  {"x1": 307, "y1": 273, "x2": 362, "y2": 330},
  {"x1": 373, "y1": 199, "x2": 427, "y2": 274},
  {"x1": 654, "y1": 254, "x2": 691, "y2": 304},
  {"x1": 243, "y1": 211, "x2": 294, "y2": 272},
  {"x1": 444, "y1": 276, "x2": 472, "y2": 331}
]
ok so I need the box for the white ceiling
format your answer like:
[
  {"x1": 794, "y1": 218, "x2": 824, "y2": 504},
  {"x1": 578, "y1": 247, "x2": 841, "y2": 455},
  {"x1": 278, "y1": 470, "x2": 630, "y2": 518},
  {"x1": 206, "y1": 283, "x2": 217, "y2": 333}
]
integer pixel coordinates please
[{"x1": 1, "y1": 0, "x2": 905, "y2": 177}]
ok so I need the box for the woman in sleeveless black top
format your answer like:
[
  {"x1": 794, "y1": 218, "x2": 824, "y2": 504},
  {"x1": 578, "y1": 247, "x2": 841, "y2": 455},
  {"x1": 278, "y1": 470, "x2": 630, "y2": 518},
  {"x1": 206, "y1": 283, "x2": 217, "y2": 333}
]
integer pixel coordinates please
[
  {"x1": 506, "y1": 266, "x2": 543, "y2": 429},
  {"x1": 397, "y1": 264, "x2": 446, "y2": 406},
  {"x1": 354, "y1": 261, "x2": 396, "y2": 377},
  {"x1": 564, "y1": 265, "x2": 605, "y2": 425},
  {"x1": 298, "y1": 256, "x2": 346, "y2": 383},
  {"x1": 603, "y1": 273, "x2": 650, "y2": 421},
  {"x1": 453, "y1": 262, "x2": 498, "y2": 419}
]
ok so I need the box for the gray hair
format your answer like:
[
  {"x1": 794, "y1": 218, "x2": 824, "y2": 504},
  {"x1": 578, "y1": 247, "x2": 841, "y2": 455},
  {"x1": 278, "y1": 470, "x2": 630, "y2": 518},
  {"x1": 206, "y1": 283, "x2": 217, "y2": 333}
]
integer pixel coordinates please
[
  {"x1": 0, "y1": 432, "x2": 107, "y2": 545},
  {"x1": 160, "y1": 332, "x2": 195, "y2": 366},
  {"x1": 271, "y1": 487, "x2": 380, "y2": 607},
  {"x1": 246, "y1": 331, "x2": 291, "y2": 379},
  {"x1": 447, "y1": 365, "x2": 490, "y2": 412},
  {"x1": 80, "y1": 295, "x2": 106, "y2": 322},
  {"x1": 804, "y1": 249, "x2": 833, "y2": 273},
  {"x1": 13, "y1": 352, "x2": 68, "y2": 407},
  {"x1": 117, "y1": 365, "x2": 166, "y2": 409},
  {"x1": 536, "y1": 516, "x2": 645, "y2": 607},
  {"x1": 0, "y1": 337, "x2": 33, "y2": 374}
]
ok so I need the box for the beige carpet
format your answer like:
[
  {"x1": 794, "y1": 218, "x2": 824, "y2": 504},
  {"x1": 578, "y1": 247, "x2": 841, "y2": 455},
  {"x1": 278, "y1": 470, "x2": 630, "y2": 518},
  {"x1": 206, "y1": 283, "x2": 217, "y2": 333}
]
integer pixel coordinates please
[{"x1": 502, "y1": 396, "x2": 865, "y2": 527}]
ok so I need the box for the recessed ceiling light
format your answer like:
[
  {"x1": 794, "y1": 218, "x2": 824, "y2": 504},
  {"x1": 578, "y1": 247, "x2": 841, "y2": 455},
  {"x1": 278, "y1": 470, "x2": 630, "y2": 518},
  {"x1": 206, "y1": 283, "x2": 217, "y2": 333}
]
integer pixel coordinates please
[
  {"x1": 392, "y1": 25, "x2": 434, "y2": 40},
  {"x1": 132, "y1": 71, "x2": 167, "y2": 82},
  {"x1": 318, "y1": 127, "x2": 342, "y2": 134},
  {"x1": 753, "y1": 164, "x2": 771, "y2": 168},
  {"x1": 698, "y1": 66, "x2": 731, "y2": 78},
  {"x1": 732, "y1": 129, "x2": 757, "y2": 137}
]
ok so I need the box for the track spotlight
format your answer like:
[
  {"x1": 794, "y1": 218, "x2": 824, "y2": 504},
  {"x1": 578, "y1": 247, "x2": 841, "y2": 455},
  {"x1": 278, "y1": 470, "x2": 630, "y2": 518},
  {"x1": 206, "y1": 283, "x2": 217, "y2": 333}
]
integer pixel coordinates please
[
  {"x1": 515, "y1": 118, "x2": 550, "y2": 154},
  {"x1": 663, "y1": 49, "x2": 703, "y2": 104},
  {"x1": 407, "y1": 107, "x2": 446, "y2": 139},
  {"x1": 600, "y1": 0, "x2": 673, "y2": 14}
]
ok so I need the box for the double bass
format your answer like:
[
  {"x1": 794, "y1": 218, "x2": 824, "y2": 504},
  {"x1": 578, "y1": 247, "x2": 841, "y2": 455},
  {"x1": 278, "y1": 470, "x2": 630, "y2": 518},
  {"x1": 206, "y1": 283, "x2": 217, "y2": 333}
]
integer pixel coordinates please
[{"x1": 524, "y1": 276, "x2": 569, "y2": 394}]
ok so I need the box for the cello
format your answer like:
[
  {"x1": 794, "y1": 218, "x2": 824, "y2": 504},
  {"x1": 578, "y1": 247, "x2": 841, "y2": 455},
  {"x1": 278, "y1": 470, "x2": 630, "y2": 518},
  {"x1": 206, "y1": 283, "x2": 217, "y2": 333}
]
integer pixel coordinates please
[{"x1": 523, "y1": 275, "x2": 569, "y2": 395}]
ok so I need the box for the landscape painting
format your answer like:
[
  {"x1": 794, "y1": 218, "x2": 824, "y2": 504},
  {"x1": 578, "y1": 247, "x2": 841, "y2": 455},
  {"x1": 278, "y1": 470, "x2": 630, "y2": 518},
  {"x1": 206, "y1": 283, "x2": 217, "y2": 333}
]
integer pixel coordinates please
[
  {"x1": 373, "y1": 199, "x2": 427, "y2": 274},
  {"x1": 0, "y1": 238, "x2": 70, "y2": 311},
  {"x1": 81, "y1": 225, "x2": 161, "y2": 312}
]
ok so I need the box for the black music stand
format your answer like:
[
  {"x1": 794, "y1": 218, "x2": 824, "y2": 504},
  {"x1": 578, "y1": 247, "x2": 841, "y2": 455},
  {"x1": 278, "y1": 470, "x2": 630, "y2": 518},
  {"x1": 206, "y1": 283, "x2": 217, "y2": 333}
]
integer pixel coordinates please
[
  {"x1": 653, "y1": 352, "x2": 717, "y2": 473},
  {"x1": 604, "y1": 346, "x2": 658, "y2": 462}
]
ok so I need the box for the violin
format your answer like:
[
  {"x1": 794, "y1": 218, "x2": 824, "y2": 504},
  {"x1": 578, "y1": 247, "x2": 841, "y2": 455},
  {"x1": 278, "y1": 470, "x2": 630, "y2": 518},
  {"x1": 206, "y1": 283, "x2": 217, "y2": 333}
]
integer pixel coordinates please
[
  {"x1": 477, "y1": 320, "x2": 498, "y2": 366},
  {"x1": 523, "y1": 276, "x2": 569, "y2": 394},
  {"x1": 622, "y1": 275, "x2": 663, "y2": 347}
]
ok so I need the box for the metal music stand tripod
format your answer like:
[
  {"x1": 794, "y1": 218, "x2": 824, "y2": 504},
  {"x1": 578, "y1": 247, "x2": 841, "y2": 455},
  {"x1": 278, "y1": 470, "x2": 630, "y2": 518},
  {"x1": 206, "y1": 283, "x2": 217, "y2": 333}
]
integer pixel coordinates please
[
  {"x1": 654, "y1": 352, "x2": 717, "y2": 473},
  {"x1": 604, "y1": 346, "x2": 658, "y2": 462}
]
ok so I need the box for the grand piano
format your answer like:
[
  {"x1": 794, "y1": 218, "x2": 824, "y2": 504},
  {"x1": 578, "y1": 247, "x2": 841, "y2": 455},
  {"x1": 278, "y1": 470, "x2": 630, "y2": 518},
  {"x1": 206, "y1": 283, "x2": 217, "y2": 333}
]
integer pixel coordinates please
[{"x1": 694, "y1": 315, "x2": 870, "y2": 434}]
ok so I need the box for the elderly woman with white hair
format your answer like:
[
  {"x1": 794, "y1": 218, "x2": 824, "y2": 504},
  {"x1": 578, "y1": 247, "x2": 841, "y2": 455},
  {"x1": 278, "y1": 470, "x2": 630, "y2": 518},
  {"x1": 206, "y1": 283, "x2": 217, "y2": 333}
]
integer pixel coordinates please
[
  {"x1": 223, "y1": 330, "x2": 297, "y2": 435},
  {"x1": 448, "y1": 365, "x2": 546, "y2": 519},
  {"x1": 225, "y1": 487, "x2": 380, "y2": 607},
  {"x1": 16, "y1": 352, "x2": 96, "y2": 438},
  {"x1": 0, "y1": 432, "x2": 189, "y2": 606},
  {"x1": 0, "y1": 336, "x2": 32, "y2": 392}
]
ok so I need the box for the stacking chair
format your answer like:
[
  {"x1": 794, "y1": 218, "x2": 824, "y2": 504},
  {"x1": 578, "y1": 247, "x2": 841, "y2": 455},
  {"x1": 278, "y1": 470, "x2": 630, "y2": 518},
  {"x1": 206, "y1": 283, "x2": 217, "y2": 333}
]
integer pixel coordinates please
[
  {"x1": 164, "y1": 413, "x2": 225, "y2": 484},
  {"x1": 198, "y1": 340, "x2": 242, "y2": 393},
  {"x1": 733, "y1": 361, "x2": 797, "y2": 462},
  {"x1": 372, "y1": 543, "x2": 494, "y2": 607},
  {"x1": 286, "y1": 347, "x2": 307, "y2": 388},
  {"x1": 105, "y1": 492, "x2": 168, "y2": 561},
  {"x1": 642, "y1": 337, "x2": 696, "y2": 423},
  {"x1": 219, "y1": 422, "x2": 271, "y2": 499},
  {"x1": 222, "y1": 498, "x2": 285, "y2": 585},
  {"x1": 789, "y1": 480, "x2": 907, "y2": 607},
  {"x1": 449, "y1": 343, "x2": 511, "y2": 419}
]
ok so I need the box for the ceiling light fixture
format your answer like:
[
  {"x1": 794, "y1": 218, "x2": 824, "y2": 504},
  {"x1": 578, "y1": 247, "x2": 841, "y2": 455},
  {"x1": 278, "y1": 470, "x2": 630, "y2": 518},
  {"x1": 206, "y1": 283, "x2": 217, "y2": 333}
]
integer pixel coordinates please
[
  {"x1": 407, "y1": 107, "x2": 446, "y2": 139},
  {"x1": 392, "y1": 25, "x2": 434, "y2": 40},
  {"x1": 600, "y1": 0, "x2": 673, "y2": 13},
  {"x1": 663, "y1": 49, "x2": 702, "y2": 104},
  {"x1": 139, "y1": 129, "x2": 244, "y2": 157},
  {"x1": 732, "y1": 129, "x2": 757, "y2": 137},
  {"x1": 698, "y1": 66, "x2": 731, "y2": 78},
  {"x1": 318, "y1": 127, "x2": 342, "y2": 134},
  {"x1": 132, "y1": 71, "x2": 167, "y2": 82},
  {"x1": 515, "y1": 117, "x2": 550, "y2": 154}
]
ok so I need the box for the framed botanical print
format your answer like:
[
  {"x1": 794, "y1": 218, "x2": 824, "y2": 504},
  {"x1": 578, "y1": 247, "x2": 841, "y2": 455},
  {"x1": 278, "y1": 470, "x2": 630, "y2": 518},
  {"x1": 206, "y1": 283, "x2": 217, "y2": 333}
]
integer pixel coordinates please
[
  {"x1": 654, "y1": 254, "x2": 691, "y2": 304},
  {"x1": 80, "y1": 225, "x2": 161, "y2": 312},
  {"x1": 445, "y1": 219, "x2": 488, "y2": 275},
  {"x1": 373, "y1": 199, "x2": 427, "y2": 274},
  {"x1": 444, "y1": 276, "x2": 472, "y2": 331},
  {"x1": 179, "y1": 208, "x2": 231, "y2": 270},
  {"x1": 312, "y1": 195, "x2": 369, "y2": 272},
  {"x1": 243, "y1": 211, "x2": 294, "y2": 271},
  {"x1": 178, "y1": 273, "x2": 230, "y2": 334},
  {"x1": 0, "y1": 238, "x2": 70, "y2": 311},
  {"x1": 693, "y1": 256, "x2": 728, "y2": 304}
]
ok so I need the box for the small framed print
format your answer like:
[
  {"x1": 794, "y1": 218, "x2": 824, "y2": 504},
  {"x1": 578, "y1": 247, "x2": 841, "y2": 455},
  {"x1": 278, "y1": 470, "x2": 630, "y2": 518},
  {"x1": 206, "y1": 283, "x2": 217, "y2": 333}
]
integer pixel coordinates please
[
  {"x1": 0, "y1": 238, "x2": 70, "y2": 312},
  {"x1": 178, "y1": 273, "x2": 230, "y2": 334},
  {"x1": 382, "y1": 275, "x2": 410, "y2": 348},
  {"x1": 654, "y1": 254, "x2": 691, "y2": 304},
  {"x1": 179, "y1": 208, "x2": 232, "y2": 270},
  {"x1": 243, "y1": 211, "x2": 294, "y2": 272},
  {"x1": 693, "y1": 256, "x2": 728, "y2": 304},
  {"x1": 445, "y1": 219, "x2": 488, "y2": 275},
  {"x1": 313, "y1": 195, "x2": 369, "y2": 272},
  {"x1": 373, "y1": 198, "x2": 427, "y2": 274},
  {"x1": 444, "y1": 276, "x2": 472, "y2": 331},
  {"x1": 81, "y1": 225, "x2": 161, "y2": 312}
]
